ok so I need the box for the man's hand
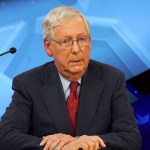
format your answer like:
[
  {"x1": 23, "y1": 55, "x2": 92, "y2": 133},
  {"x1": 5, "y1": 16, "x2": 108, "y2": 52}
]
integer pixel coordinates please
[
  {"x1": 62, "y1": 135, "x2": 106, "y2": 150},
  {"x1": 62, "y1": 139, "x2": 88, "y2": 150},
  {"x1": 39, "y1": 133, "x2": 75, "y2": 150},
  {"x1": 40, "y1": 134, "x2": 106, "y2": 150}
]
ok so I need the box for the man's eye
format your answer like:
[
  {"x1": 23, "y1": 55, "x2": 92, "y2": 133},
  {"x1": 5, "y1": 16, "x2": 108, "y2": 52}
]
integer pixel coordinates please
[
  {"x1": 78, "y1": 37, "x2": 86, "y2": 41},
  {"x1": 61, "y1": 39, "x2": 70, "y2": 44}
]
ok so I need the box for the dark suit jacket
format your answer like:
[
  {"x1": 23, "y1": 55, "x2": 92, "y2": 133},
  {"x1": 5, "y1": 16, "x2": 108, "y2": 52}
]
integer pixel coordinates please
[{"x1": 0, "y1": 60, "x2": 141, "y2": 150}]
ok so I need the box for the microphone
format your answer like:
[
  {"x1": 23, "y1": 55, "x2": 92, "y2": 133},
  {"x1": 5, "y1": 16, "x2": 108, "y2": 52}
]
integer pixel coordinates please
[{"x1": 0, "y1": 47, "x2": 17, "y2": 57}]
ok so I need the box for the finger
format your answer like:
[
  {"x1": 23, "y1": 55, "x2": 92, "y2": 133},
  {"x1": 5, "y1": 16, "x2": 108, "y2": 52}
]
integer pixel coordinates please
[
  {"x1": 49, "y1": 139, "x2": 61, "y2": 150},
  {"x1": 98, "y1": 146, "x2": 102, "y2": 150},
  {"x1": 62, "y1": 140, "x2": 88, "y2": 150},
  {"x1": 40, "y1": 136, "x2": 51, "y2": 146},
  {"x1": 43, "y1": 139, "x2": 53, "y2": 150},
  {"x1": 40, "y1": 134, "x2": 61, "y2": 147},
  {"x1": 94, "y1": 140, "x2": 99, "y2": 150},
  {"x1": 57, "y1": 135, "x2": 75, "y2": 150},
  {"x1": 89, "y1": 137, "x2": 99, "y2": 149},
  {"x1": 77, "y1": 142, "x2": 89, "y2": 150},
  {"x1": 77, "y1": 135, "x2": 94, "y2": 149},
  {"x1": 97, "y1": 137, "x2": 106, "y2": 148},
  {"x1": 61, "y1": 142, "x2": 74, "y2": 150},
  {"x1": 57, "y1": 139, "x2": 74, "y2": 150},
  {"x1": 85, "y1": 140, "x2": 94, "y2": 150},
  {"x1": 91, "y1": 136, "x2": 106, "y2": 148}
]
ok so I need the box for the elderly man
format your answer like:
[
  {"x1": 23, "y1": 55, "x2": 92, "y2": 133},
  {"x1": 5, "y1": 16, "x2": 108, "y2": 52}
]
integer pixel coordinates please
[{"x1": 0, "y1": 6, "x2": 141, "y2": 150}]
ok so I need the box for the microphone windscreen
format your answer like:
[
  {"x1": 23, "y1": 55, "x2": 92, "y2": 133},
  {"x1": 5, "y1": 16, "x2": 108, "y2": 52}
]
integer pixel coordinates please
[{"x1": 9, "y1": 47, "x2": 16, "y2": 54}]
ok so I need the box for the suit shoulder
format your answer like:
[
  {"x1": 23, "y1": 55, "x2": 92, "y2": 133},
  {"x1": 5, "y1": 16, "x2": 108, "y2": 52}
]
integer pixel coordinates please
[
  {"x1": 14, "y1": 61, "x2": 53, "y2": 82},
  {"x1": 89, "y1": 59, "x2": 124, "y2": 77}
]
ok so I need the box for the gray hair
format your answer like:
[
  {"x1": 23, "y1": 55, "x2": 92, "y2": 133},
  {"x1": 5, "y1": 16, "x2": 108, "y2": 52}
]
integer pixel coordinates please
[{"x1": 42, "y1": 6, "x2": 90, "y2": 42}]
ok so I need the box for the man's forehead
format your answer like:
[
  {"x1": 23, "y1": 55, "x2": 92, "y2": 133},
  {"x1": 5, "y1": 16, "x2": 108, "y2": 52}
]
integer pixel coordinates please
[
  {"x1": 56, "y1": 15, "x2": 84, "y2": 25},
  {"x1": 54, "y1": 16, "x2": 86, "y2": 29}
]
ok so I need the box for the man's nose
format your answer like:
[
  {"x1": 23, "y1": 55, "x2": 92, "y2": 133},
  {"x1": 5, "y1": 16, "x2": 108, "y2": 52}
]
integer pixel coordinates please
[{"x1": 71, "y1": 40, "x2": 80, "y2": 53}]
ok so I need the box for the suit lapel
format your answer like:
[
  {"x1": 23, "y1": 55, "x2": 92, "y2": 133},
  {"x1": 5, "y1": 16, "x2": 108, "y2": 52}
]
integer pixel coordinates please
[
  {"x1": 76, "y1": 62, "x2": 105, "y2": 136},
  {"x1": 39, "y1": 63, "x2": 71, "y2": 135}
]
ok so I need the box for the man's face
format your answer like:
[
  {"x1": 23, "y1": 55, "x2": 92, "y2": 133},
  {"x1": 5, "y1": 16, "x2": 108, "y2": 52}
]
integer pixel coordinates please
[{"x1": 44, "y1": 16, "x2": 91, "y2": 81}]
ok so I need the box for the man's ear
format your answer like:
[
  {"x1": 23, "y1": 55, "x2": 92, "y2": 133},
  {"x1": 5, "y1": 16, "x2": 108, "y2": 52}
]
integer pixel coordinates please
[{"x1": 44, "y1": 39, "x2": 53, "y2": 57}]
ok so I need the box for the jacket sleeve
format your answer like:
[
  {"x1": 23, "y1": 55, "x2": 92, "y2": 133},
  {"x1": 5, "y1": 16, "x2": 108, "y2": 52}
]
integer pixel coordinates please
[
  {"x1": 100, "y1": 72, "x2": 141, "y2": 150},
  {"x1": 0, "y1": 76, "x2": 43, "y2": 150}
]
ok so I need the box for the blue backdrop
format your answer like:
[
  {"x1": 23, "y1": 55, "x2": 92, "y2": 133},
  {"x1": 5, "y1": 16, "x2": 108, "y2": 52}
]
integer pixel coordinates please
[{"x1": 0, "y1": 0, "x2": 150, "y2": 149}]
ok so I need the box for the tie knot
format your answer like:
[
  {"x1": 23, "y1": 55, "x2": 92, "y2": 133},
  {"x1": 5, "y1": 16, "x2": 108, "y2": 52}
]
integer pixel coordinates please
[{"x1": 70, "y1": 81, "x2": 78, "y2": 92}]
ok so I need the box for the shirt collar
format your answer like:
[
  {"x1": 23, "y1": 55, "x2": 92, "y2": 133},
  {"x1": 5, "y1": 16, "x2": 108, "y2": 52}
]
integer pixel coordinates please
[{"x1": 59, "y1": 73, "x2": 81, "y2": 93}]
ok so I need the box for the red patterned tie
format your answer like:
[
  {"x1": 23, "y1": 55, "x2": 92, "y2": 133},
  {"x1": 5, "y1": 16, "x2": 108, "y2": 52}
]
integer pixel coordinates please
[{"x1": 67, "y1": 81, "x2": 79, "y2": 136}]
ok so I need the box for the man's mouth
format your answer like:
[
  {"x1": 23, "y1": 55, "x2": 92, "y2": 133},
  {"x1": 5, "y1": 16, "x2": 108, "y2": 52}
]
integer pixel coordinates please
[{"x1": 70, "y1": 59, "x2": 83, "y2": 65}]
